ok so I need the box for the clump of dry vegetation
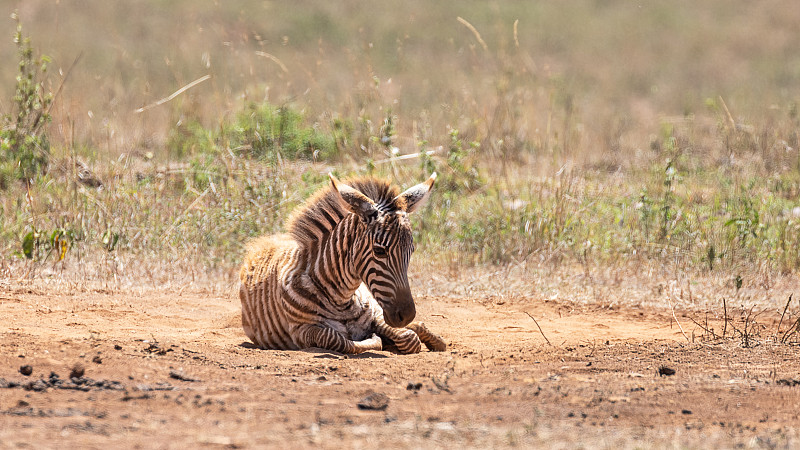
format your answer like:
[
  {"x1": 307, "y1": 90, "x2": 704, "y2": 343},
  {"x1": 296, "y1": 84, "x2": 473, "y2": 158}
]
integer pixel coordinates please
[{"x1": 2, "y1": 2, "x2": 800, "y2": 300}]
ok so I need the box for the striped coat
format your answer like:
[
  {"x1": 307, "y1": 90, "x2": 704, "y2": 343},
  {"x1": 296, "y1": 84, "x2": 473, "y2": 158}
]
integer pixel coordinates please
[{"x1": 239, "y1": 173, "x2": 446, "y2": 354}]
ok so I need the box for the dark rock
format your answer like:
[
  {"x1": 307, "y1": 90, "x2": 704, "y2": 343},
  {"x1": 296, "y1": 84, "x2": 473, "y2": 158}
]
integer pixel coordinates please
[
  {"x1": 24, "y1": 380, "x2": 49, "y2": 392},
  {"x1": 0, "y1": 378, "x2": 20, "y2": 389},
  {"x1": 19, "y1": 365, "x2": 33, "y2": 376},
  {"x1": 658, "y1": 366, "x2": 676, "y2": 377},
  {"x1": 169, "y1": 371, "x2": 200, "y2": 382},
  {"x1": 357, "y1": 392, "x2": 389, "y2": 411}
]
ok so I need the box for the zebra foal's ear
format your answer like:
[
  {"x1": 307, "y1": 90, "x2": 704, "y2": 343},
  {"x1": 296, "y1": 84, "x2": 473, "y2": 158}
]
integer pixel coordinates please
[
  {"x1": 329, "y1": 173, "x2": 378, "y2": 220},
  {"x1": 396, "y1": 172, "x2": 436, "y2": 213}
]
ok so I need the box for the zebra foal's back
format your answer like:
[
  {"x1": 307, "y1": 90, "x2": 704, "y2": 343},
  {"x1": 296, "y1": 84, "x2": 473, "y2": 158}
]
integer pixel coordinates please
[{"x1": 239, "y1": 234, "x2": 301, "y2": 350}]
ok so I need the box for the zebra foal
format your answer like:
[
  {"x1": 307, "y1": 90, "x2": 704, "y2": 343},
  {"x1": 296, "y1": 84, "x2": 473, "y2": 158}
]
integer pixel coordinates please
[{"x1": 239, "y1": 172, "x2": 446, "y2": 354}]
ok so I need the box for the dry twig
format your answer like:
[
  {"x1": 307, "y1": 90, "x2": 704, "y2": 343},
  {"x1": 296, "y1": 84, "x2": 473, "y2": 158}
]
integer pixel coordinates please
[
  {"x1": 457, "y1": 17, "x2": 488, "y2": 52},
  {"x1": 667, "y1": 298, "x2": 690, "y2": 343},
  {"x1": 135, "y1": 75, "x2": 211, "y2": 113},
  {"x1": 777, "y1": 294, "x2": 793, "y2": 338},
  {"x1": 524, "y1": 311, "x2": 552, "y2": 346}
]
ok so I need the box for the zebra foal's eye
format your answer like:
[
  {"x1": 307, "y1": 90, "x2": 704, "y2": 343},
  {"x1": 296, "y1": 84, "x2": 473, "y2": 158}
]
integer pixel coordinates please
[{"x1": 373, "y1": 245, "x2": 388, "y2": 258}]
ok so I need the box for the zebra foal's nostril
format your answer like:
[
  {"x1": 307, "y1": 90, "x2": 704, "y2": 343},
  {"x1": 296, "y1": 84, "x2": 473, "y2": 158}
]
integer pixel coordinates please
[
  {"x1": 391, "y1": 287, "x2": 416, "y2": 327},
  {"x1": 397, "y1": 307, "x2": 415, "y2": 327}
]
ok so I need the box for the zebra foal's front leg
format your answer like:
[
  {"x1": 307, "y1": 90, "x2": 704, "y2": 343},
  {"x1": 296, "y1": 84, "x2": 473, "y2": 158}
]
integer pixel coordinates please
[
  {"x1": 406, "y1": 322, "x2": 447, "y2": 352},
  {"x1": 375, "y1": 321, "x2": 447, "y2": 354},
  {"x1": 298, "y1": 324, "x2": 382, "y2": 354},
  {"x1": 375, "y1": 321, "x2": 421, "y2": 354}
]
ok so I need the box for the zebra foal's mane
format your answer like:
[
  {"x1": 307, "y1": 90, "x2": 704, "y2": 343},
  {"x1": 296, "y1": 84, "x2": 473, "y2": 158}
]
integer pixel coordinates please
[{"x1": 287, "y1": 177, "x2": 406, "y2": 248}]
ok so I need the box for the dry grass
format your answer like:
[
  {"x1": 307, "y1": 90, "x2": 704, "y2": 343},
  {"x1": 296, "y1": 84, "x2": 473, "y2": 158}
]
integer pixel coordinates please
[{"x1": 2, "y1": 1, "x2": 800, "y2": 306}]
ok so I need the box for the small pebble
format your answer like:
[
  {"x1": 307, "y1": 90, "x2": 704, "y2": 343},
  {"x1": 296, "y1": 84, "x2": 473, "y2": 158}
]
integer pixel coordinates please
[{"x1": 19, "y1": 365, "x2": 33, "y2": 376}]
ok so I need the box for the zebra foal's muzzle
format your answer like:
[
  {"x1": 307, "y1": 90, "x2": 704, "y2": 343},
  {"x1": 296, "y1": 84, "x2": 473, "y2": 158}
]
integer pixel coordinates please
[{"x1": 382, "y1": 286, "x2": 416, "y2": 328}]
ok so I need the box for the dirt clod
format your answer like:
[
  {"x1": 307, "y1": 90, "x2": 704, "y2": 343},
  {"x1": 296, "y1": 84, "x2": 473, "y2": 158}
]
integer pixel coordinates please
[
  {"x1": 357, "y1": 392, "x2": 389, "y2": 411},
  {"x1": 70, "y1": 364, "x2": 85, "y2": 379}
]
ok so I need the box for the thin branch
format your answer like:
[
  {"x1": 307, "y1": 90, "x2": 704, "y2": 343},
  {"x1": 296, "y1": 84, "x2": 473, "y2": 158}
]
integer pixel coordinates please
[
  {"x1": 134, "y1": 74, "x2": 211, "y2": 114},
  {"x1": 718, "y1": 95, "x2": 737, "y2": 131},
  {"x1": 777, "y1": 294, "x2": 793, "y2": 338},
  {"x1": 781, "y1": 315, "x2": 800, "y2": 344},
  {"x1": 524, "y1": 311, "x2": 552, "y2": 346},
  {"x1": 667, "y1": 298, "x2": 690, "y2": 343},
  {"x1": 255, "y1": 51, "x2": 289, "y2": 73},
  {"x1": 688, "y1": 315, "x2": 718, "y2": 340},
  {"x1": 722, "y1": 297, "x2": 728, "y2": 338},
  {"x1": 44, "y1": 51, "x2": 83, "y2": 118},
  {"x1": 372, "y1": 149, "x2": 437, "y2": 165},
  {"x1": 457, "y1": 17, "x2": 489, "y2": 52}
]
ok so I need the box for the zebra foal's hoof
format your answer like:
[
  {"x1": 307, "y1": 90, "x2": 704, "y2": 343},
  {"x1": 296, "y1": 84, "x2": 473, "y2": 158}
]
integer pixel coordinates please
[
  {"x1": 406, "y1": 322, "x2": 447, "y2": 352},
  {"x1": 357, "y1": 333, "x2": 383, "y2": 353},
  {"x1": 423, "y1": 334, "x2": 447, "y2": 352}
]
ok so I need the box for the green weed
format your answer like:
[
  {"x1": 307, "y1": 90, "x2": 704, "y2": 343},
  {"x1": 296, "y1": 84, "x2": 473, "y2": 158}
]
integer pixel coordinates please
[{"x1": 0, "y1": 13, "x2": 52, "y2": 188}]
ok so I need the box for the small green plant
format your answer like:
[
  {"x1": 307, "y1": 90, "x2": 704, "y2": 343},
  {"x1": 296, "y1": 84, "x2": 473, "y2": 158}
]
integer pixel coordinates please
[
  {"x1": 435, "y1": 127, "x2": 482, "y2": 193},
  {"x1": 229, "y1": 102, "x2": 337, "y2": 163},
  {"x1": 637, "y1": 189, "x2": 655, "y2": 243},
  {"x1": 167, "y1": 102, "x2": 338, "y2": 167},
  {"x1": 21, "y1": 226, "x2": 72, "y2": 262},
  {"x1": 101, "y1": 228, "x2": 120, "y2": 252},
  {"x1": 725, "y1": 184, "x2": 763, "y2": 249},
  {"x1": 378, "y1": 111, "x2": 396, "y2": 150},
  {"x1": 659, "y1": 159, "x2": 678, "y2": 241},
  {"x1": 1, "y1": 13, "x2": 53, "y2": 188}
]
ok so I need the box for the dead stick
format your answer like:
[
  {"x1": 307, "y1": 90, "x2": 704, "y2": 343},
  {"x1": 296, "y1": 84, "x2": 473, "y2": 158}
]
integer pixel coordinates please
[
  {"x1": 44, "y1": 51, "x2": 83, "y2": 118},
  {"x1": 718, "y1": 95, "x2": 736, "y2": 131},
  {"x1": 668, "y1": 298, "x2": 690, "y2": 343},
  {"x1": 777, "y1": 294, "x2": 793, "y2": 337},
  {"x1": 781, "y1": 315, "x2": 800, "y2": 343},
  {"x1": 524, "y1": 311, "x2": 552, "y2": 346},
  {"x1": 135, "y1": 74, "x2": 211, "y2": 113},
  {"x1": 688, "y1": 315, "x2": 717, "y2": 340},
  {"x1": 456, "y1": 17, "x2": 489, "y2": 52},
  {"x1": 722, "y1": 297, "x2": 728, "y2": 338}
]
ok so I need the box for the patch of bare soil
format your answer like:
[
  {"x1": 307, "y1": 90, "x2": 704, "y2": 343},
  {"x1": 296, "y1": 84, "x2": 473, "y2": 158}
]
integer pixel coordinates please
[{"x1": 2, "y1": 286, "x2": 800, "y2": 448}]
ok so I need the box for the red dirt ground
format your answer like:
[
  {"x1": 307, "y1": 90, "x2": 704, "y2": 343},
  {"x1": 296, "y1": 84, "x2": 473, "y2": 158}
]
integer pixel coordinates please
[{"x1": 2, "y1": 283, "x2": 800, "y2": 448}]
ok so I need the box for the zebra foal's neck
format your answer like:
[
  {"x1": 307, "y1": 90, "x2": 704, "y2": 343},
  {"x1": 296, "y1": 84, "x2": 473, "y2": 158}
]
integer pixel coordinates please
[{"x1": 305, "y1": 213, "x2": 364, "y2": 301}]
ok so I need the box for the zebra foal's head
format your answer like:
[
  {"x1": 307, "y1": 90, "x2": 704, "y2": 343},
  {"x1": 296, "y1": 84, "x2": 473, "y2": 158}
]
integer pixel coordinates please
[{"x1": 329, "y1": 172, "x2": 436, "y2": 327}]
